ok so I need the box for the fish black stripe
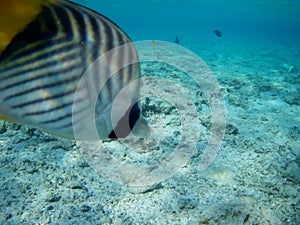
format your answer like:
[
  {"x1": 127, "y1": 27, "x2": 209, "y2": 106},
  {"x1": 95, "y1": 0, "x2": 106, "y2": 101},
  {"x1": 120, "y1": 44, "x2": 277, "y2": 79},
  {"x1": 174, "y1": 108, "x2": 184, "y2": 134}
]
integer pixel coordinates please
[
  {"x1": 63, "y1": 2, "x2": 93, "y2": 89},
  {"x1": 125, "y1": 45, "x2": 135, "y2": 86},
  {"x1": 0, "y1": 53, "x2": 80, "y2": 90},
  {"x1": 82, "y1": 18, "x2": 101, "y2": 105},
  {"x1": 125, "y1": 39, "x2": 136, "y2": 90},
  {"x1": 88, "y1": 15, "x2": 102, "y2": 86},
  {"x1": 90, "y1": 16, "x2": 102, "y2": 59},
  {"x1": 63, "y1": 0, "x2": 126, "y2": 41},
  {"x1": 100, "y1": 19, "x2": 114, "y2": 52},
  {"x1": 55, "y1": 121, "x2": 73, "y2": 129},
  {"x1": 105, "y1": 77, "x2": 113, "y2": 101},
  {"x1": 50, "y1": 4, "x2": 74, "y2": 40},
  {"x1": 114, "y1": 28, "x2": 132, "y2": 96},
  {"x1": 115, "y1": 30, "x2": 128, "y2": 89},
  {"x1": 10, "y1": 91, "x2": 75, "y2": 109},
  {"x1": 40, "y1": 99, "x2": 89, "y2": 127},
  {"x1": 1, "y1": 39, "x2": 55, "y2": 66},
  {"x1": 69, "y1": 4, "x2": 94, "y2": 76},
  {"x1": 0, "y1": 56, "x2": 56, "y2": 82},
  {"x1": 0, "y1": 5, "x2": 59, "y2": 63},
  {"x1": 4, "y1": 71, "x2": 81, "y2": 101},
  {"x1": 22, "y1": 102, "x2": 73, "y2": 117},
  {"x1": 64, "y1": 3, "x2": 87, "y2": 42},
  {"x1": 105, "y1": 24, "x2": 122, "y2": 101},
  {"x1": 72, "y1": 98, "x2": 97, "y2": 126},
  {"x1": 89, "y1": 14, "x2": 101, "y2": 44},
  {"x1": 127, "y1": 61, "x2": 134, "y2": 85},
  {"x1": 0, "y1": 55, "x2": 80, "y2": 91},
  {"x1": 22, "y1": 93, "x2": 87, "y2": 117},
  {"x1": 40, "y1": 112, "x2": 73, "y2": 124},
  {"x1": 0, "y1": 40, "x2": 77, "y2": 81},
  {"x1": 0, "y1": 4, "x2": 77, "y2": 72},
  {"x1": 115, "y1": 25, "x2": 128, "y2": 46},
  {"x1": 53, "y1": 108, "x2": 89, "y2": 130}
]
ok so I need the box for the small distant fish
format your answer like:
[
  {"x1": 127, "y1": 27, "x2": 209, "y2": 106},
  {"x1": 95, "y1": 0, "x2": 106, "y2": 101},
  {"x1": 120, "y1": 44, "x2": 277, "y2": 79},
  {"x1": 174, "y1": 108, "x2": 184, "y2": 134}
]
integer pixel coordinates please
[
  {"x1": 175, "y1": 36, "x2": 180, "y2": 45},
  {"x1": 151, "y1": 40, "x2": 157, "y2": 47},
  {"x1": 214, "y1": 29, "x2": 222, "y2": 37},
  {"x1": 0, "y1": 0, "x2": 149, "y2": 140}
]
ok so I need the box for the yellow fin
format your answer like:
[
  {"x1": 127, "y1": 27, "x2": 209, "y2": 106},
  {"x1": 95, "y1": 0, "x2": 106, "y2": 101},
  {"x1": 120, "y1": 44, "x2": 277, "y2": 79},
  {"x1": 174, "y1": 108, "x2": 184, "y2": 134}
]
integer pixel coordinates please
[
  {"x1": 0, "y1": 113, "x2": 14, "y2": 123},
  {"x1": 0, "y1": 114, "x2": 6, "y2": 121},
  {"x1": 0, "y1": 0, "x2": 58, "y2": 53}
]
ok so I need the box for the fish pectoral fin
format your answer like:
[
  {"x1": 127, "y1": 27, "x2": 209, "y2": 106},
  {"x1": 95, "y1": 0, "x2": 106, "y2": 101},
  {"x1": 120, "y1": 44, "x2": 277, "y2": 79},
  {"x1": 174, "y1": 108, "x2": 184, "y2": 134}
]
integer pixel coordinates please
[
  {"x1": 0, "y1": 114, "x2": 6, "y2": 121},
  {"x1": 0, "y1": 112, "x2": 13, "y2": 123}
]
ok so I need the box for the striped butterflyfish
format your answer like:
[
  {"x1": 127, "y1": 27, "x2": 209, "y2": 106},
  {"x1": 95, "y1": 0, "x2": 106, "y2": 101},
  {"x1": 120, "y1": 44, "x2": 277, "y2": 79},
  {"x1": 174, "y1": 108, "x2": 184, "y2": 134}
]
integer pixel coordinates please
[{"x1": 0, "y1": 0, "x2": 149, "y2": 140}]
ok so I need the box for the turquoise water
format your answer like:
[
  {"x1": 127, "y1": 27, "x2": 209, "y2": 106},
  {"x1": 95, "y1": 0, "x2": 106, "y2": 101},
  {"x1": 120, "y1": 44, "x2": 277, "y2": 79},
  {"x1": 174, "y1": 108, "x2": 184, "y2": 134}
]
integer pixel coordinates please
[
  {"x1": 0, "y1": 0, "x2": 299, "y2": 224},
  {"x1": 74, "y1": 0, "x2": 300, "y2": 44}
]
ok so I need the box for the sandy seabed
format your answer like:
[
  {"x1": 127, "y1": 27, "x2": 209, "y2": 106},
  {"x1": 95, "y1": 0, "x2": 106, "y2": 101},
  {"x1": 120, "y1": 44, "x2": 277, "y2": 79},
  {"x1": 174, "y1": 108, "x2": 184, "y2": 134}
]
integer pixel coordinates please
[{"x1": 0, "y1": 38, "x2": 299, "y2": 225}]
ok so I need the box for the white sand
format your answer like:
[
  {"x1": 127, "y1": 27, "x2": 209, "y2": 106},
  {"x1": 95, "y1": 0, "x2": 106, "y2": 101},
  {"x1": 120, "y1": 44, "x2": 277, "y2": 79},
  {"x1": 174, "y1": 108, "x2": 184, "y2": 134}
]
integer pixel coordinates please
[{"x1": 0, "y1": 39, "x2": 299, "y2": 224}]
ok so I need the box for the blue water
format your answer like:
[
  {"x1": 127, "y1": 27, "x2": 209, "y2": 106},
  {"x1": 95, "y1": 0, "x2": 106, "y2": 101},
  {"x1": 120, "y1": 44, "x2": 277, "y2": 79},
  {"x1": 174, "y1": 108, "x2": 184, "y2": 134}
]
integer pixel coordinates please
[{"x1": 74, "y1": 0, "x2": 300, "y2": 45}]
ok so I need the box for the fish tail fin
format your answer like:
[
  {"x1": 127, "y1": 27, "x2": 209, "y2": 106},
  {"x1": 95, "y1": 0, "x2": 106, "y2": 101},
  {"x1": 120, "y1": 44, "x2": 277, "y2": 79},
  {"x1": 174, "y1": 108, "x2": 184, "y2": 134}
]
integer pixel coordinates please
[{"x1": 132, "y1": 116, "x2": 151, "y2": 138}]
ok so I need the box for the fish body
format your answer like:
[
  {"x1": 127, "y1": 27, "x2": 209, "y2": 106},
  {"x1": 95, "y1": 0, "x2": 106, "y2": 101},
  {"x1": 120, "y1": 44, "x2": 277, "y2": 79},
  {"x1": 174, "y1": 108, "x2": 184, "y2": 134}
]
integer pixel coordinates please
[
  {"x1": 0, "y1": 0, "x2": 148, "y2": 140},
  {"x1": 214, "y1": 29, "x2": 222, "y2": 37},
  {"x1": 174, "y1": 36, "x2": 180, "y2": 45}
]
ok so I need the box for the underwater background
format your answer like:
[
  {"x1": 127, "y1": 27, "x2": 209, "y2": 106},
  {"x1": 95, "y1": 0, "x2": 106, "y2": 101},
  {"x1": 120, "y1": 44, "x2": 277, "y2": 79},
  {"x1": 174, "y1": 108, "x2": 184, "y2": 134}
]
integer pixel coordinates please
[
  {"x1": 0, "y1": 0, "x2": 299, "y2": 224},
  {"x1": 76, "y1": 0, "x2": 300, "y2": 44}
]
